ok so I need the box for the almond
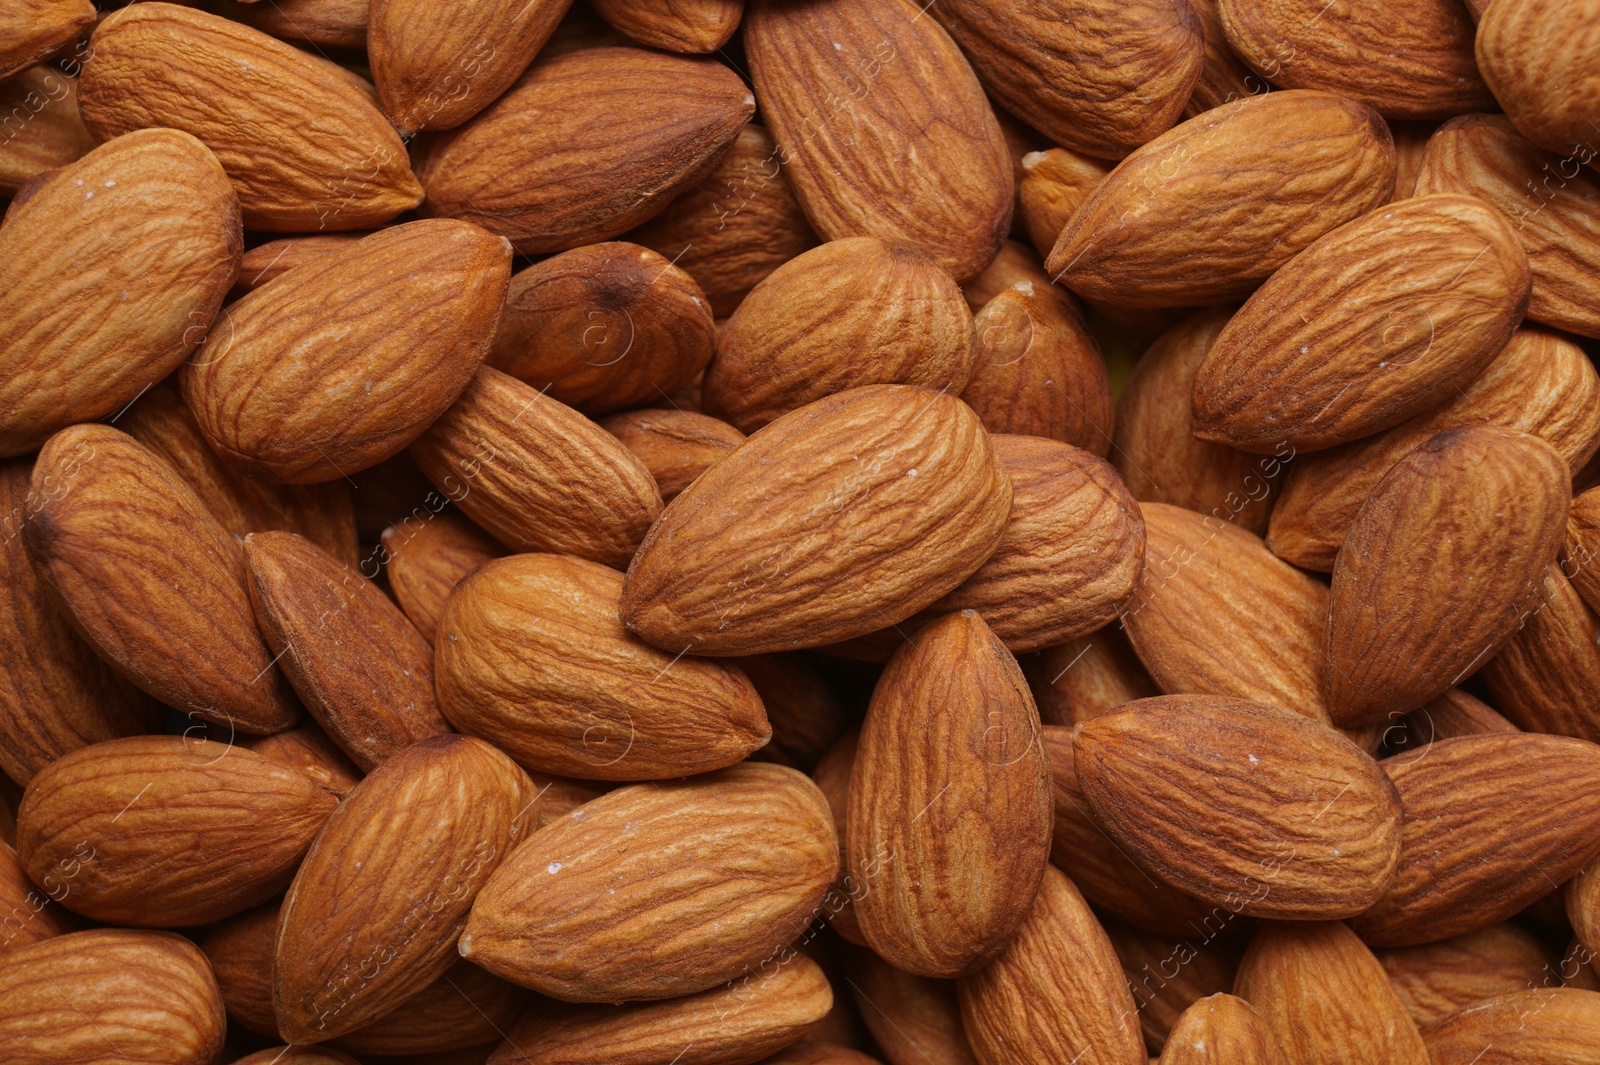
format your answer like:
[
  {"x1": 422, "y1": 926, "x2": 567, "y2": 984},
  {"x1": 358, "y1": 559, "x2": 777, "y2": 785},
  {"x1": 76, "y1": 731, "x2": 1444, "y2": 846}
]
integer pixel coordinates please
[
  {"x1": 1075, "y1": 695, "x2": 1402, "y2": 919},
  {"x1": 961, "y1": 239, "x2": 1053, "y2": 311},
  {"x1": 0, "y1": 839, "x2": 72, "y2": 955},
  {"x1": 183, "y1": 220, "x2": 512, "y2": 485},
  {"x1": 1420, "y1": 987, "x2": 1600, "y2": 1064},
  {"x1": 1399, "y1": 688, "x2": 1519, "y2": 749},
  {"x1": 368, "y1": 0, "x2": 569, "y2": 134},
  {"x1": 931, "y1": 0, "x2": 1203, "y2": 160},
  {"x1": 848, "y1": 611, "x2": 1052, "y2": 978},
  {"x1": 620, "y1": 385, "x2": 1012, "y2": 655},
  {"x1": 244, "y1": 531, "x2": 449, "y2": 771},
  {"x1": 1325, "y1": 424, "x2": 1569, "y2": 726},
  {"x1": 200, "y1": 902, "x2": 281, "y2": 1038},
  {"x1": 1352, "y1": 733, "x2": 1600, "y2": 946},
  {"x1": 1182, "y1": 0, "x2": 1260, "y2": 116},
  {"x1": 0, "y1": 0, "x2": 92, "y2": 80},
  {"x1": 845, "y1": 942, "x2": 980, "y2": 1065},
  {"x1": 1268, "y1": 325, "x2": 1600, "y2": 571},
  {"x1": 1475, "y1": 0, "x2": 1600, "y2": 158},
  {"x1": 1017, "y1": 147, "x2": 1110, "y2": 261},
  {"x1": 463, "y1": 762, "x2": 835, "y2": 1002},
  {"x1": 233, "y1": 234, "x2": 364, "y2": 294},
  {"x1": 334, "y1": 958, "x2": 529, "y2": 1056},
  {"x1": 408, "y1": 367, "x2": 663, "y2": 567},
  {"x1": 1028, "y1": 628, "x2": 1159, "y2": 728},
  {"x1": 221, "y1": 0, "x2": 368, "y2": 49},
  {"x1": 16, "y1": 736, "x2": 336, "y2": 926},
  {"x1": 1156, "y1": 994, "x2": 1286, "y2": 1065},
  {"x1": 1233, "y1": 921, "x2": 1427, "y2": 1065},
  {"x1": 78, "y1": 3, "x2": 421, "y2": 230},
  {"x1": 1570, "y1": 855, "x2": 1600, "y2": 956},
  {"x1": 745, "y1": 0, "x2": 1013, "y2": 281},
  {"x1": 765, "y1": 1045, "x2": 883, "y2": 1065},
  {"x1": 1216, "y1": 0, "x2": 1492, "y2": 118},
  {"x1": 274, "y1": 735, "x2": 535, "y2": 1043},
  {"x1": 1109, "y1": 922, "x2": 1244, "y2": 1055},
  {"x1": 419, "y1": 47, "x2": 754, "y2": 253},
  {"x1": 956, "y1": 865, "x2": 1147, "y2": 1065},
  {"x1": 590, "y1": 0, "x2": 743, "y2": 52},
  {"x1": 0, "y1": 65, "x2": 93, "y2": 195},
  {"x1": 1047, "y1": 91, "x2": 1394, "y2": 307},
  {"x1": 1377, "y1": 923, "x2": 1559, "y2": 1027},
  {"x1": 0, "y1": 128, "x2": 240, "y2": 457},
  {"x1": 811, "y1": 730, "x2": 865, "y2": 945},
  {"x1": 1571, "y1": 487, "x2": 1600, "y2": 614},
  {"x1": 1390, "y1": 119, "x2": 1437, "y2": 200},
  {"x1": 742, "y1": 654, "x2": 847, "y2": 772},
  {"x1": 630, "y1": 124, "x2": 820, "y2": 317},
  {"x1": 23, "y1": 425, "x2": 300, "y2": 734},
  {"x1": 1479, "y1": 565, "x2": 1600, "y2": 742},
  {"x1": 600, "y1": 408, "x2": 745, "y2": 503},
  {"x1": 241, "y1": 726, "x2": 363, "y2": 798},
  {"x1": 0, "y1": 929, "x2": 225, "y2": 1065},
  {"x1": 234, "y1": 1049, "x2": 360, "y2": 1065},
  {"x1": 484, "y1": 953, "x2": 833, "y2": 1064},
  {"x1": 489, "y1": 241, "x2": 716, "y2": 416},
  {"x1": 379, "y1": 513, "x2": 503, "y2": 643},
  {"x1": 435, "y1": 552, "x2": 768, "y2": 780},
  {"x1": 705, "y1": 238, "x2": 976, "y2": 433},
  {"x1": 1416, "y1": 114, "x2": 1600, "y2": 338}
]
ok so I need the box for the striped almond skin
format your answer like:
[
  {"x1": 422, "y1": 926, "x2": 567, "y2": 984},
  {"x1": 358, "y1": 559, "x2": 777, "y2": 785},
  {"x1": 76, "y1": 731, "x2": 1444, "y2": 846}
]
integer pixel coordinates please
[
  {"x1": 380, "y1": 513, "x2": 503, "y2": 643},
  {"x1": 849, "y1": 611, "x2": 1053, "y2": 978},
  {"x1": 334, "y1": 958, "x2": 528, "y2": 1056},
  {"x1": 1047, "y1": 90, "x2": 1394, "y2": 307},
  {"x1": 16, "y1": 736, "x2": 337, "y2": 927},
  {"x1": 745, "y1": 0, "x2": 1013, "y2": 282},
  {"x1": 0, "y1": 0, "x2": 93, "y2": 81},
  {"x1": 1182, "y1": 0, "x2": 1258, "y2": 117},
  {"x1": 182, "y1": 220, "x2": 512, "y2": 485},
  {"x1": 1571, "y1": 488, "x2": 1600, "y2": 615},
  {"x1": 434, "y1": 554, "x2": 769, "y2": 781},
  {"x1": 847, "y1": 945, "x2": 981, "y2": 1065},
  {"x1": 619, "y1": 385, "x2": 1013, "y2": 656},
  {"x1": 419, "y1": 47, "x2": 754, "y2": 253},
  {"x1": 590, "y1": 0, "x2": 743, "y2": 52},
  {"x1": 242, "y1": 726, "x2": 362, "y2": 798},
  {"x1": 461, "y1": 763, "x2": 837, "y2": 1002},
  {"x1": 1216, "y1": 0, "x2": 1491, "y2": 119},
  {"x1": 1075, "y1": 696, "x2": 1403, "y2": 920},
  {"x1": 200, "y1": 903, "x2": 280, "y2": 1038},
  {"x1": 0, "y1": 66, "x2": 95, "y2": 196},
  {"x1": 78, "y1": 4, "x2": 420, "y2": 231},
  {"x1": 812, "y1": 731, "x2": 865, "y2": 945},
  {"x1": 1269, "y1": 326, "x2": 1600, "y2": 571},
  {"x1": 0, "y1": 929, "x2": 226, "y2": 1065},
  {"x1": 235, "y1": 1049, "x2": 360, "y2": 1065},
  {"x1": 1352, "y1": 734, "x2": 1600, "y2": 947},
  {"x1": 1377, "y1": 924, "x2": 1559, "y2": 1027},
  {"x1": 0, "y1": 840, "x2": 72, "y2": 955},
  {"x1": 0, "y1": 128, "x2": 241, "y2": 458},
  {"x1": 1476, "y1": 0, "x2": 1600, "y2": 157},
  {"x1": 408, "y1": 367, "x2": 663, "y2": 568},
  {"x1": 1421, "y1": 988, "x2": 1600, "y2": 1065},
  {"x1": 1325, "y1": 424, "x2": 1570, "y2": 727},
  {"x1": 23, "y1": 426, "x2": 300, "y2": 734},
  {"x1": 1479, "y1": 565, "x2": 1600, "y2": 743},
  {"x1": 1109, "y1": 922, "x2": 1245, "y2": 1053},
  {"x1": 599, "y1": 409, "x2": 746, "y2": 504},
  {"x1": 244, "y1": 531, "x2": 450, "y2": 772},
  {"x1": 369, "y1": 0, "x2": 572, "y2": 134},
  {"x1": 484, "y1": 954, "x2": 833, "y2": 1065},
  {"x1": 275, "y1": 735, "x2": 536, "y2": 1044},
  {"x1": 220, "y1": 0, "x2": 369, "y2": 49},
  {"x1": 1157, "y1": 994, "x2": 1287, "y2": 1065},
  {"x1": 234, "y1": 234, "x2": 364, "y2": 294},
  {"x1": 1191, "y1": 194, "x2": 1532, "y2": 453}
]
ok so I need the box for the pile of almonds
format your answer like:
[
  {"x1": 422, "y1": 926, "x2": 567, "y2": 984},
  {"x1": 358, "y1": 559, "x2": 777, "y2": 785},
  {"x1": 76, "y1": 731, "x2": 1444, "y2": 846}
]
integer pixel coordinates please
[{"x1": 2, "y1": 0, "x2": 1600, "y2": 1062}]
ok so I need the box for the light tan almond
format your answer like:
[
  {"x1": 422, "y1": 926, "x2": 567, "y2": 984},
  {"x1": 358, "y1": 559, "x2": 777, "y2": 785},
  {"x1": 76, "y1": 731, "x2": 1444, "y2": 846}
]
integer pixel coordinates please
[
  {"x1": 1476, "y1": 0, "x2": 1600, "y2": 158},
  {"x1": 1017, "y1": 148, "x2": 1111, "y2": 261},
  {"x1": 0, "y1": 0, "x2": 92, "y2": 80},
  {"x1": 1157, "y1": 994, "x2": 1287, "y2": 1065},
  {"x1": 233, "y1": 234, "x2": 365, "y2": 294}
]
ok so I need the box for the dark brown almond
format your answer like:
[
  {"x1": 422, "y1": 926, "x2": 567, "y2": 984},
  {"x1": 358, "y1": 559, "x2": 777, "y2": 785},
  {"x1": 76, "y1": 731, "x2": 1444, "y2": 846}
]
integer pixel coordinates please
[
  {"x1": 334, "y1": 959, "x2": 530, "y2": 1056},
  {"x1": 599, "y1": 408, "x2": 744, "y2": 502},
  {"x1": 742, "y1": 653, "x2": 847, "y2": 772},
  {"x1": 1378, "y1": 923, "x2": 1559, "y2": 1027},
  {"x1": 200, "y1": 902, "x2": 280, "y2": 1038},
  {"x1": 380, "y1": 513, "x2": 504, "y2": 643},
  {"x1": 1027, "y1": 628, "x2": 1159, "y2": 728},
  {"x1": 1480, "y1": 565, "x2": 1600, "y2": 743},
  {"x1": 1572, "y1": 488, "x2": 1600, "y2": 614}
]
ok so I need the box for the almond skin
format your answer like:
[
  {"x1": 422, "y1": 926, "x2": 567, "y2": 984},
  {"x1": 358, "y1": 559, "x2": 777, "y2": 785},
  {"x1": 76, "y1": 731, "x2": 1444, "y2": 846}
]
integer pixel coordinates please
[
  {"x1": 1571, "y1": 487, "x2": 1600, "y2": 614},
  {"x1": 742, "y1": 654, "x2": 847, "y2": 772},
  {"x1": 1027, "y1": 629, "x2": 1159, "y2": 728},
  {"x1": 1183, "y1": 0, "x2": 1260, "y2": 117},
  {"x1": 435, "y1": 553, "x2": 769, "y2": 780},
  {"x1": 408, "y1": 367, "x2": 663, "y2": 568},
  {"x1": 419, "y1": 47, "x2": 754, "y2": 253},
  {"x1": 704, "y1": 238, "x2": 977, "y2": 434},
  {"x1": 244, "y1": 531, "x2": 450, "y2": 772},
  {"x1": 1325, "y1": 424, "x2": 1570, "y2": 726},
  {"x1": 812, "y1": 730, "x2": 865, "y2": 946},
  {"x1": 1476, "y1": 0, "x2": 1600, "y2": 158},
  {"x1": 242, "y1": 726, "x2": 363, "y2": 798},
  {"x1": 1234, "y1": 921, "x2": 1428, "y2": 1065},
  {"x1": 1110, "y1": 923, "x2": 1245, "y2": 1054},
  {"x1": 489, "y1": 242, "x2": 716, "y2": 416},
  {"x1": 1479, "y1": 565, "x2": 1600, "y2": 743},
  {"x1": 0, "y1": 0, "x2": 92, "y2": 80},
  {"x1": 1351, "y1": 733, "x2": 1600, "y2": 947},
  {"x1": 591, "y1": 0, "x2": 743, "y2": 52},
  {"x1": 1018, "y1": 147, "x2": 1111, "y2": 261},
  {"x1": 334, "y1": 959, "x2": 529, "y2": 1056},
  {"x1": 484, "y1": 953, "x2": 833, "y2": 1065},
  {"x1": 1216, "y1": 0, "x2": 1492, "y2": 119},
  {"x1": 1378, "y1": 924, "x2": 1558, "y2": 1027},
  {"x1": 849, "y1": 611, "x2": 1052, "y2": 978},
  {"x1": 0, "y1": 66, "x2": 94, "y2": 196},
  {"x1": 0, "y1": 929, "x2": 226, "y2": 1065},
  {"x1": 932, "y1": 0, "x2": 1203, "y2": 160},
  {"x1": 380, "y1": 513, "x2": 503, "y2": 643},
  {"x1": 846, "y1": 943, "x2": 980, "y2": 1065},
  {"x1": 961, "y1": 239, "x2": 1054, "y2": 311},
  {"x1": 234, "y1": 1049, "x2": 360, "y2": 1065},
  {"x1": 462, "y1": 762, "x2": 837, "y2": 1002},
  {"x1": 1191, "y1": 194, "x2": 1532, "y2": 453},
  {"x1": 183, "y1": 220, "x2": 511, "y2": 485},
  {"x1": 600, "y1": 408, "x2": 745, "y2": 502},
  {"x1": 745, "y1": 0, "x2": 1013, "y2": 281},
  {"x1": 620, "y1": 385, "x2": 1013, "y2": 655},
  {"x1": 78, "y1": 3, "x2": 421, "y2": 230},
  {"x1": 16, "y1": 736, "x2": 337, "y2": 926},
  {"x1": 956, "y1": 865, "x2": 1147, "y2": 1065},
  {"x1": 1399, "y1": 688, "x2": 1519, "y2": 749},
  {"x1": 1047, "y1": 90, "x2": 1394, "y2": 307},
  {"x1": 200, "y1": 903, "x2": 281, "y2": 1038},
  {"x1": 233, "y1": 234, "x2": 364, "y2": 294},
  {"x1": 220, "y1": 0, "x2": 368, "y2": 49},
  {"x1": 0, "y1": 128, "x2": 240, "y2": 457},
  {"x1": 0, "y1": 840, "x2": 72, "y2": 955},
  {"x1": 1570, "y1": 857, "x2": 1600, "y2": 959},
  {"x1": 1076, "y1": 695, "x2": 1402, "y2": 920},
  {"x1": 23, "y1": 425, "x2": 300, "y2": 734},
  {"x1": 274, "y1": 735, "x2": 535, "y2": 1044},
  {"x1": 1420, "y1": 987, "x2": 1600, "y2": 1064},
  {"x1": 1157, "y1": 994, "x2": 1287, "y2": 1065},
  {"x1": 1416, "y1": 114, "x2": 1600, "y2": 338}
]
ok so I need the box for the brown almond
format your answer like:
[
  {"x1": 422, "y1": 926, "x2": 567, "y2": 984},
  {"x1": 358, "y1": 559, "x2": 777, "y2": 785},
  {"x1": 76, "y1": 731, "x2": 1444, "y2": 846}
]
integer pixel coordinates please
[
  {"x1": 1476, "y1": 0, "x2": 1600, "y2": 157},
  {"x1": 1399, "y1": 688, "x2": 1520, "y2": 750},
  {"x1": 489, "y1": 241, "x2": 716, "y2": 416},
  {"x1": 79, "y1": 3, "x2": 421, "y2": 230},
  {"x1": 380, "y1": 513, "x2": 503, "y2": 643},
  {"x1": 234, "y1": 1049, "x2": 360, "y2": 1065},
  {"x1": 16, "y1": 736, "x2": 336, "y2": 926},
  {"x1": 1571, "y1": 487, "x2": 1600, "y2": 614},
  {"x1": 1047, "y1": 91, "x2": 1394, "y2": 307},
  {"x1": 334, "y1": 958, "x2": 529, "y2": 1056},
  {"x1": 620, "y1": 385, "x2": 1013, "y2": 655},
  {"x1": 1352, "y1": 733, "x2": 1600, "y2": 946},
  {"x1": 0, "y1": 65, "x2": 93, "y2": 195},
  {"x1": 0, "y1": 839, "x2": 71, "y2": 956},
  {"x1": 419, "y1": 47, "x2": 753, "y2": 253},
  {"x1": 1027, "y1": 628, "x2": 1159, "y2": 728},
  {"x1": 591, "y1": 0, "x2": 742, "y2": 52},
  {"x1": 0, "y1": 128, "x2": 240, "y2": 457},
  {"x1": 274, "y1": 735, "x2": 535, "y2": 1043},
  {"x1": 1378, "y1": 923, "x2": 1559, "y2": 1027},
  {"x1": 1390, "y1": 120, "x2": 1438, "y2": 200},
  {"x1": 220, "y1": 0, "x2": 368, "y2": 49},
  {"x1": 745, "y1": 0, "x2": 1012, "y2": 281},
  {"x1": 812, "y1": 730, "x2": 865, "y2": 945},
  {"x1": 1420, "y1": 987, "x2": 1600, "y2": 1064},
  {"x1": 960, "y1": 239, "x2": 1052, "y2": 311},
  {"x1": 241, "y1": 726, "x2": 363, "y2": 798},
  {"x1": 461, "y1": 762, "x2": 837, "y2": 1002},
  {"x1": 1157, "y1": 994, "x2": 1286, "y2": 1065},
  {"x1": 1076, "y1": 695, "x2": 1403, "y2": 920},
  {"x1": 1326, "y1": 424, "x2": 1569, "y2": 726},
  {"x1": 846, "y1": 944, "x2": 979, "y2": 1065},
  {"x1": 233, "y1": 234, "x2": 364, "y2": 295},
  {"x1": 435, "y1": 553, "x2": 768, "y2": 780},
  {"x1": 244, "y1": 531, "x2": 449, "y2": 772},
  {"x1": 705, "y1": 238, "x2": 976, "y2": 433},
  {"x1": 742, "y1": 654, "x2": 847, "y2": 772},
  {"x1": 1480, "y1": 565, "x2": 1600, "y2": 742},
  {"x1": 1183, "y1": 0, "x2": 1260, "y2": 117},
  {"x1": 1017, "y1": 147, "x2": 1111, "y2": 261},
  {"x1": 0, "y1": 0, "x2": 92, "y2": 80},
  {"x1": 1570, "y1": 855, "x2": 1600, "y2": 957},
  {"x1": 599, "y1": 408, "x2": 744, "y2": 503},
  {"x1": 1110, "y1": 922, "x2": 1245, "y2": 1055},
  {"x1": 200, "y1": 903, "x2": 281, "y2": 1038},
  {"x1": 23, "y1": 425, "x2": 300, "y2": 733}
]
